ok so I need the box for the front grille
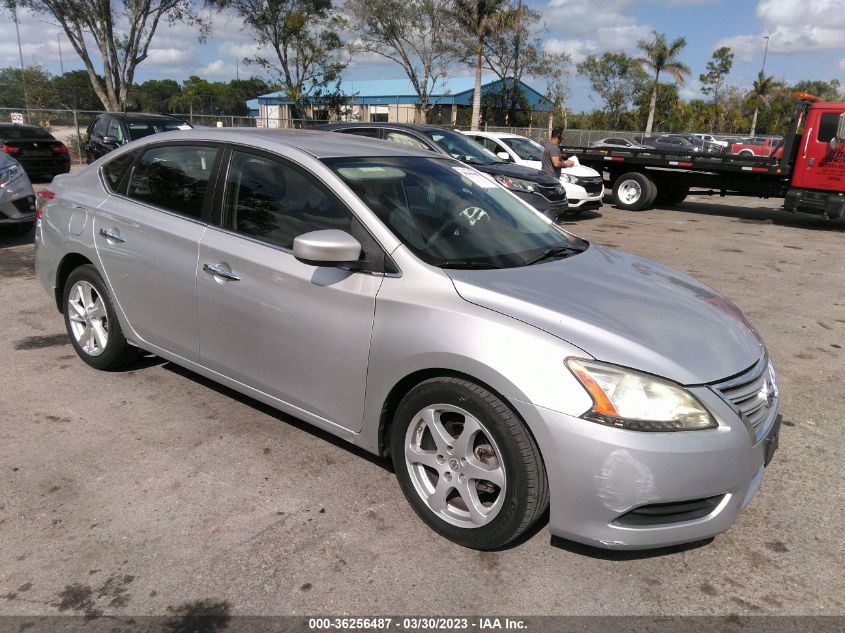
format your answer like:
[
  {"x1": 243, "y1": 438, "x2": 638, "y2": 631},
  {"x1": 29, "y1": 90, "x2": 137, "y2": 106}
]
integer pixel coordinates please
[
  {"x1": 712, "y1": 357, "x2": 776, "y2": 431},
  {"x1": 535, "y1": 184, "x2": 567, "y2": 201},
  {"x1": 576, "y1": 177, "x2": 604, "y2": 195}
]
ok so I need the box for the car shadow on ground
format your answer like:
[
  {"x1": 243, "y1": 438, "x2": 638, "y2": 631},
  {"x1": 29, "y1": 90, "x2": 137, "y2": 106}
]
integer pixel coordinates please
[
  {"x1": 0, "y1": 227, "x2": 34, "y2": 248},
  {"x1": 549, "y1": 535, "x2": 714, "y2": 560},
  {"x1": 660, "y1": 200, "x2": 845, "y2": 232},
  {"x1": 160, "y1": 360, "x2": 394, "y2": 474},
  {"x1": 558, "y1": 210, "x2": 603, "y2": 225}
]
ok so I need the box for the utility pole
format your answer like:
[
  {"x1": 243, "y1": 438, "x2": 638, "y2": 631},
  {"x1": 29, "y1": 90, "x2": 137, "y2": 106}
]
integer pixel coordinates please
[
  {"x1": 57, "y1": 32, "x2": 64, "y2": 74},
  {"x1": 235, "y1": 59, "x2": 239, "y2": 81},
  {"x1": 761, "y1": 35, "x2": 770, "y2": 75},
  {"x1": 12, "y1": 1, "x2": 30, "y2": 113}
]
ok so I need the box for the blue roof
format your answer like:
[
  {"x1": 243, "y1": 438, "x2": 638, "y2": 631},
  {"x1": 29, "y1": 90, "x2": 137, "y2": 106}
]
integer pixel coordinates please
[{"x1": 253, "y1": 76, "x2": 550, "y2": 110}]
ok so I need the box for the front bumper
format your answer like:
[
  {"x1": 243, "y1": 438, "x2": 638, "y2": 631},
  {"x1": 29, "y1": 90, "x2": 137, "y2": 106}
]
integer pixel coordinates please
[
  {"x1": 564, "y1": 183, "x2": 604, "y2": 210},
  {"x1": 1, "y1": 178, "x2": 36, "y2": 225},
  {"x1": 512, "y1": 190, "x2": 569, "y2": 220},
  {"x1": 511, "y1": 385, "x2": 779, "y2": 550}
]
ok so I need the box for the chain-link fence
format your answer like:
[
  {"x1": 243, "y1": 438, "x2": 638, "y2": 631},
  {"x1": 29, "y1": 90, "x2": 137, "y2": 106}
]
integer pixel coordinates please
[{"x1": 2, "y1": 107, "x2": 728, "y2": 165}]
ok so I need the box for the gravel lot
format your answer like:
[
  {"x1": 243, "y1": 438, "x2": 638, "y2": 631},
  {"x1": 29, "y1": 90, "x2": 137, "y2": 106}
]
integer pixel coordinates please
[{"x1": 1, "y1": 190, "x2": 843, "y2": 618}]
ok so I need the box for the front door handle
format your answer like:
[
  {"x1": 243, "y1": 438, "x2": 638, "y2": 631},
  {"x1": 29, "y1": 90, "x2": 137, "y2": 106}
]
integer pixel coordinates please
[
  {"x1": 203, "y1": 263, "x2": 240, "y2": 281},
  {"x1": 98, "y1": 227, "x2": 125, "y2": 243}
]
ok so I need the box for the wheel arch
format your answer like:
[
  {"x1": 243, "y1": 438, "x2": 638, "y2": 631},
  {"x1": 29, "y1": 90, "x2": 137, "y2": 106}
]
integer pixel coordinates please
[
  {"x1": 54, "y1": 252, "x2": 95, "y2": 312},
  {"x1": 376, "y1": 368, "x2": 546, "y2": 475}
]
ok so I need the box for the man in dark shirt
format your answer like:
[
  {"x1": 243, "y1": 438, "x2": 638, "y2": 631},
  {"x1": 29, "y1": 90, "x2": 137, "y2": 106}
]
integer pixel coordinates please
[{"x1": 541, "y1": 127, "x2": 574, "y2": 178}]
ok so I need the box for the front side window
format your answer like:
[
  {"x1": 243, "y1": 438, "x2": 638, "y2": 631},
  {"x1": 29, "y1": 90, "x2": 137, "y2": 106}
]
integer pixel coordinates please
[
  {"x1": 93, "y1": 117, "x2": 110, "y2": 137},
  {"x1": 421, "y1": 130, "x2": 501, "y2": 166},
  {"x1": 127, "y1": 145, "x2": 218, "y2": 219},
  {"x1": 224, "y1": 150, "x2": 352, "y2": 250},
  {"x1": 326, "y1": 156, "x2": 586, "y2": 269},
  {"x1": 818, "y1": 113, "x2": 839, "y2": 143},
  {"x1": 107, "y1": 118, "x2": 126, "y2": 143},
  {"x1": 383, "y1": 131, "x2": 431, "y2": 150}
]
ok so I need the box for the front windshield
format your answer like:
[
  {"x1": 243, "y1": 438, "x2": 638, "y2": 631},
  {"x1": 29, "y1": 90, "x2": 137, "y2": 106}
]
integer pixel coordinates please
[
  {"x1": 501, "y1": 137, "x2": 543, "y2": 161},
  {"x1": 325, "y1": 156, "x2": 587, "y2": 269},
  {"x1": 422, "y1": 130, "x2": 501, "y2": 166}
]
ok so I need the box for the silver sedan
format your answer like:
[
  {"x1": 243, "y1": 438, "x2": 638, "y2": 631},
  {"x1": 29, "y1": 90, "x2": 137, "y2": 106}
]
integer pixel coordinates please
[
  {"x1": 34, "y1": 129, "x2": 780, "y2": 550},
  {"x1": 0, "y1": 152, "x2": 36, "y2": 236}
]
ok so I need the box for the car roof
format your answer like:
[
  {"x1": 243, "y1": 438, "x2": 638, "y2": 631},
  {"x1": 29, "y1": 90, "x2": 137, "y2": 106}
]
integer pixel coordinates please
[
  {"x1": 462, "y1": 131, "x2": 524, "y2": 140},
  {"x1": 123, "y1": 128, "x2": 439, "y2": 159},
  {"x1": 316, "y1": 122, "x2": 457, "y2": 134},
  {"x1": 102, "y1": 112, "x2": 188, "y2": 122},
  {"x1": 0, "y1": 123, "x2": 43, "y2": 130}
]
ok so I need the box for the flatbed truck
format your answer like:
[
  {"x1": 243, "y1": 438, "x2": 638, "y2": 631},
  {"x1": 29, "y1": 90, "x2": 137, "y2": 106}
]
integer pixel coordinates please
[{"x1": 563, "y1": 94, "x2": 845, "y2": 219}]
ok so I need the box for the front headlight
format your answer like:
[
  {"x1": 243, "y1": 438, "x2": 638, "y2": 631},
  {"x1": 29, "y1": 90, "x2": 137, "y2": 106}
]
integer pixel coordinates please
[
  {"x1": 493, "y1": 174, "x2": 536, "y2": 193},
  {"x1": 559, "y1": 173, "x2": 577, "y2": 184},
  {"x1": 0, "y1": 164, "x2": 22, "y2": 188},
  {"x1": 566, "y1": 358, "x2": 717, "y2": 431}
]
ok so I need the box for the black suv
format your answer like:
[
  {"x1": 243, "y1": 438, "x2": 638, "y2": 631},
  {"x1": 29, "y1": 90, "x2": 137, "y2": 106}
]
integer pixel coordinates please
[
  {"x1": 0, "y1": 123, "x2": 70, "y2": 181},
  {"x1": 84, "y1": 113, "x2": 192, "y2": 163},
  {"x1": 315, "y1": 123, "x2": 569, "y2": 219}
]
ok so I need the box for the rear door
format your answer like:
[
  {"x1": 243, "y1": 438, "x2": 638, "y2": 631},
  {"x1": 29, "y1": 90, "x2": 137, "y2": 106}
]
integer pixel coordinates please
[
  {"x1": 196, "y1": 147, "x2": 384, "y2": 432},
  {"x1": 94, "y1": 142, "x2": 221, "y2": 360}
]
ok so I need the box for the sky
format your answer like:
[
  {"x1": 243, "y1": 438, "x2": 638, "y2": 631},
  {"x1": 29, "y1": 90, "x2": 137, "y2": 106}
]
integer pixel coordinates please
[{"x1": 2, "y1": 0, "x2": 844, "y2": 112}]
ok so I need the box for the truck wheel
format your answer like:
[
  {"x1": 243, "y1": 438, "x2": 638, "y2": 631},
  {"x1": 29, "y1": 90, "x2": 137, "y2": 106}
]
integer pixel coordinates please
[
  {"x1": 612, "y1": 172, "x2": 656, "y2": 211},
  {"x1": 656, "y1": 185, "x2": 689, "y2": 206}
]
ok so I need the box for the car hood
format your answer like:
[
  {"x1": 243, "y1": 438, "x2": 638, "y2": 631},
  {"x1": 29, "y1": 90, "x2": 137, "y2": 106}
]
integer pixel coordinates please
[
  {"x1": 446, "y1": 244, "x2": 763, "y2": 385},
  {"x1": 474, "y1": 162, "x2": 559, "y2": 185},
  {"x1": 517, "y1": 159, "x2": 601, "y2": 179}
]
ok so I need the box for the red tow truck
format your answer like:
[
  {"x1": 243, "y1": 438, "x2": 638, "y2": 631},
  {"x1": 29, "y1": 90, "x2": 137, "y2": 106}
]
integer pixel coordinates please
[{"x1": 564, "y1": 93, "x2": 845, "y2": 219}]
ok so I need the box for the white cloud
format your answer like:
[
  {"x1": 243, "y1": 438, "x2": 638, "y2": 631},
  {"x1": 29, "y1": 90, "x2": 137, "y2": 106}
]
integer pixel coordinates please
[
  {"x1": 840, "y1": 58, "x2": 845, "y2": 70},
  {"x1": 146, "y1": 47, "x2": 194, "y2": 65},
  {"x1": 196, "y1": 59, "x2": 236, "y2": 79},
  {"x1": 716, "y1": 0, "x2": 845, "y2": 63}
]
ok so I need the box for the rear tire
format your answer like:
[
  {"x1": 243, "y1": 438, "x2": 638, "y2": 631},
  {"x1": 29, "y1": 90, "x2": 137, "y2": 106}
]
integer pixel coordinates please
[
  {"x1": 612, "y1": 172, "x2": 656, "y2": 211},
  {"x1": 62, "y1": 264, "x2": 140, "y2": 371},
  {"x1": 656, "y1": 184, "x2": 689, "y2": 206},
  {"x1": 391, "y1": 377, "x2": 549, "y2": 550}
]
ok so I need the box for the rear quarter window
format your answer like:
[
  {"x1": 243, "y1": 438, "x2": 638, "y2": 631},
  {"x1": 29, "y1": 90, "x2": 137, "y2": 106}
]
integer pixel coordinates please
[{"x1": 102, "y1": 151, "x2": 138, "y2": 193}]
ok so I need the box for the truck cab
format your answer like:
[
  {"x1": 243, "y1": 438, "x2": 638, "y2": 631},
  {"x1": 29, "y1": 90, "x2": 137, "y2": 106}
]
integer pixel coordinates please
[{"x1": 783, "y1": 98, "x2": 845, "y2": 218}]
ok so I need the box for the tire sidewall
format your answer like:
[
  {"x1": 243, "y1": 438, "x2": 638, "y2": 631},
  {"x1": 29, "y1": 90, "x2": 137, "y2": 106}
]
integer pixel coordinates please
[
  {"x1": 62, "y1": 264, "x2": 127, "y2": 370},
  {"x1": 390, "y1": 379, "x2": 537, "y2": 550}
]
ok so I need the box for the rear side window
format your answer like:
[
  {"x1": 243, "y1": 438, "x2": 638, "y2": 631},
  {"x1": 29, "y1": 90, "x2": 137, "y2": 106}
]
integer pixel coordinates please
[
  {"x1": 93, "y1": 117, "x2": 109, "y2": 137},
  {"x1": 818, "y1": 113, "x2": 839, "y2": 143},
  {"x1": 339, "y1": 128, "x2": 380, "y2": 138},
  {"x1": 383, "y1": 131, "x2": 430, "y2": 150},
  {"x1": 102, "y1": 151, "x2": 137, "y2": 192},
  {"x1": 107, "y1": 118, "x2": 126, "y2": 143},
  {"x1": 127, "y1": 145, "x2": 218, "y2": 219},
  {"x1": 224, "y1": 150, "x2": 352, "y2": 250}
]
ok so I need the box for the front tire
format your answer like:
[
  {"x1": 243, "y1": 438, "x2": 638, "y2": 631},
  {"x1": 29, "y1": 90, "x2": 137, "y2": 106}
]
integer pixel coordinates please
[
  {"x1": 391, "y1": 377, "x2": 548, "y2": 550},
  {"x1": 63, "y1": 264, "x2": 139, "y2": 370}
]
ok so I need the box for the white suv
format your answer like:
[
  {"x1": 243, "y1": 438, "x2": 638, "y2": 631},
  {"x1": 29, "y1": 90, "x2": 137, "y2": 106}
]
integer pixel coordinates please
[{"x1": 462, "y1": 131, "x2": 604, "y2": 211}]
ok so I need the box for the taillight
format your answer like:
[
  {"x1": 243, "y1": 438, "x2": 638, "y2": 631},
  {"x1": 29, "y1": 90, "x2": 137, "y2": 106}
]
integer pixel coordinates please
[
  {"x1": 36, "y1": 189, "x2": 55, "y2": 219},
  {"x1": 2, "y1": 144, "x2": 20, "y2": 154},
  {"x1": 52, "y1": 144, "x2": 69, "y2": 154}
]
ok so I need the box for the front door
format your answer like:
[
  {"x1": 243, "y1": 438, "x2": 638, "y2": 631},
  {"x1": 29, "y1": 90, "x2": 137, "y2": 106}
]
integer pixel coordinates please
[
  {"x1": 95, "y1": 143, "x2": 220, "y2": 361},
  {"x1": 196, "y1": 148, "x2": 382, "y2": 432}
]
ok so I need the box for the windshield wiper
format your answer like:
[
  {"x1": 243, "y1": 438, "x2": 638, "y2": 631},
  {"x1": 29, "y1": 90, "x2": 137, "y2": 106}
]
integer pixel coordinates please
[
  {"x1": 523, "y1": 245, "x2": 584, "y2": 266},
  {"x1": 439, "y1": 260, "x2": 503, "y2": 270}
]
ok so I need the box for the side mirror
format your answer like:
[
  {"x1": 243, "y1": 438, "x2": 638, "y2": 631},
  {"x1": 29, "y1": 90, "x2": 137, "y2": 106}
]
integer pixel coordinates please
[
  {"x1": 496, "y1": 151, "x2": 512, "y2": 161},
  {"x1": 293, "y1": 229, "x2": 362, "y2": 267},
  {"x1": 102, "y1": 135, "x2": 119, "y2": 145}
]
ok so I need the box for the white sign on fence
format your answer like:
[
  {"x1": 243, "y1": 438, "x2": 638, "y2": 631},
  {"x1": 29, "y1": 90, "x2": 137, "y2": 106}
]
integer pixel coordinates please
[{"x1": 10, "y1": 112, "x2": 24, "y2": 125}]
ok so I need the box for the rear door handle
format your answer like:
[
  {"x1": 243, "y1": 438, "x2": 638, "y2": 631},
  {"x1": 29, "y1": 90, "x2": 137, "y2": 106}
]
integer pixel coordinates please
[
  {"x1": 98, "y1": 227, "x2": 125, "y2": 243},
  {"x1": 203, "y1": 263, "x2": 240, "y2": 281}
]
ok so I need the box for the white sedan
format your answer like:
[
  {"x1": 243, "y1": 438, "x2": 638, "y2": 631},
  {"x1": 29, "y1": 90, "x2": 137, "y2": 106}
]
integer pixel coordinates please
[{"x1": 462, "y1": 131, "x2": 604, "y2": 211}]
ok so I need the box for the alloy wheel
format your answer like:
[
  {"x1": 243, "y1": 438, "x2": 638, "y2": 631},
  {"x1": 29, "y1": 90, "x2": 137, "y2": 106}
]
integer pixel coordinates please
[{"x1": 67, "y1": 280, "x2": 109, "y2": 357}]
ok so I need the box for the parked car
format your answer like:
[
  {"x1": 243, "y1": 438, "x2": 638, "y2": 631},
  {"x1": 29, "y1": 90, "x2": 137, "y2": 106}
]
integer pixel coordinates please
[
  {"x1": 461, "y1": 131, "x2": 604, "y2": 211},
  {"x1": 692, "y1": 133, "x2": 729, "y2": 150},
  {"x1": 670, "y1": 134, "x2": 722, "y2": 154},
  {"x1": 590, "y1": 137, "x2": 649, "y2": 150},
  {"x1": 730, "y1": 136, "x2": 784, "y2": 158},
  {"x1": 642, "y1": 135, "x2": 703, "y2": 153},
  {"x1": 35, "y1": 128, "x2": 781, "y2": 551},
  {"x1": 84, "y1": 113, "x2": 192, "y2": 163},
  {"x1": 0, "y1": 152, "x2": 36, "y2": 235},
  {"x1": 315, "y1": 122, "x2": 569, "y2": 220},
  {"x1": 0, "y1": 123, "x2": 71, "y2": 181}
]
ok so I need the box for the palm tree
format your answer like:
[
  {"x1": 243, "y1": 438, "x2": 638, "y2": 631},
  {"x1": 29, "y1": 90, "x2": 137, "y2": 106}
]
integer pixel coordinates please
[
  {"x1": 636, "y1": 31, "x2": 690, "y2": 134},
  {"x1": 748, "y1": 71, "x2": 778, "y2": 137},
  {"x1": 452, "y1": 0, "x2": 513, "y2": 131}
]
